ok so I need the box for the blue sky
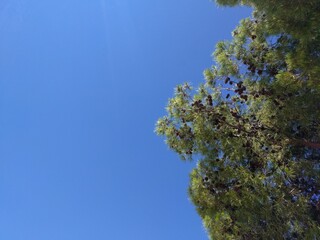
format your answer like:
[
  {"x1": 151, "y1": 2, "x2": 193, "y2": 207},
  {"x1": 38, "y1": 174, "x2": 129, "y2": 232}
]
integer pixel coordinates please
[{"x1": 0, "y1": 1, "x2": 250, "y2": 239}]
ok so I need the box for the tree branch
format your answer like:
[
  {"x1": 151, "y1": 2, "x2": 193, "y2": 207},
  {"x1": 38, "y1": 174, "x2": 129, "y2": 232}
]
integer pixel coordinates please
[{"x1": 290, "y1": 139, "x2": 320, "y2": 149}]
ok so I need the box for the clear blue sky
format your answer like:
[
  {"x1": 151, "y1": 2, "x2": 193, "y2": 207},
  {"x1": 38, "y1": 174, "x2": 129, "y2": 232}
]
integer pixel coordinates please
[{"x1": 0, "y1": 1, "x2": 250, "y2": 239}]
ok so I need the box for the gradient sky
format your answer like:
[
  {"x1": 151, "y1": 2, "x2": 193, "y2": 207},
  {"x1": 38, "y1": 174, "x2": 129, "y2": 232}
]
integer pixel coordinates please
[{"x1": 0, "y1": 1, "x2": 250, "y2": 239}]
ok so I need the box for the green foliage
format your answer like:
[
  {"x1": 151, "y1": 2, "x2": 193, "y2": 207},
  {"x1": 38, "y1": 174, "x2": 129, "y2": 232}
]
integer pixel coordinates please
[{"x1": 156, "y1": 1, "x2": 320, "y2": 239}]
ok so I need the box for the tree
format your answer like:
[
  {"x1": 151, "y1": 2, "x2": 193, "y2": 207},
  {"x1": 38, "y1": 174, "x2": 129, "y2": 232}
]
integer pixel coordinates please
[{"x1": 156, "y1": 1, "x2": 320, "y2": 239}]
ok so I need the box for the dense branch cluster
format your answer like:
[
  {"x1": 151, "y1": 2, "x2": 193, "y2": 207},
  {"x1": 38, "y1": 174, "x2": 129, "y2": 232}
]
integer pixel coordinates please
[{"x1": 156, "y1": 0, "x2": 320, "y2": 239}]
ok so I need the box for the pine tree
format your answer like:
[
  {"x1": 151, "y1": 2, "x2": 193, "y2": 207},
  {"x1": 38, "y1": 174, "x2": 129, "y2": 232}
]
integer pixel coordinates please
[{"x1": 156, "y1": 1, "x2": 320, "y2": 239}]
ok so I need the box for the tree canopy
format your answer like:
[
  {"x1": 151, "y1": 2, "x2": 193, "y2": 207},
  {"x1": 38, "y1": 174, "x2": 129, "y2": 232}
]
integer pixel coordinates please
[{"x1": 156, "y1": 0, "x2": 320, "y2": 239}]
